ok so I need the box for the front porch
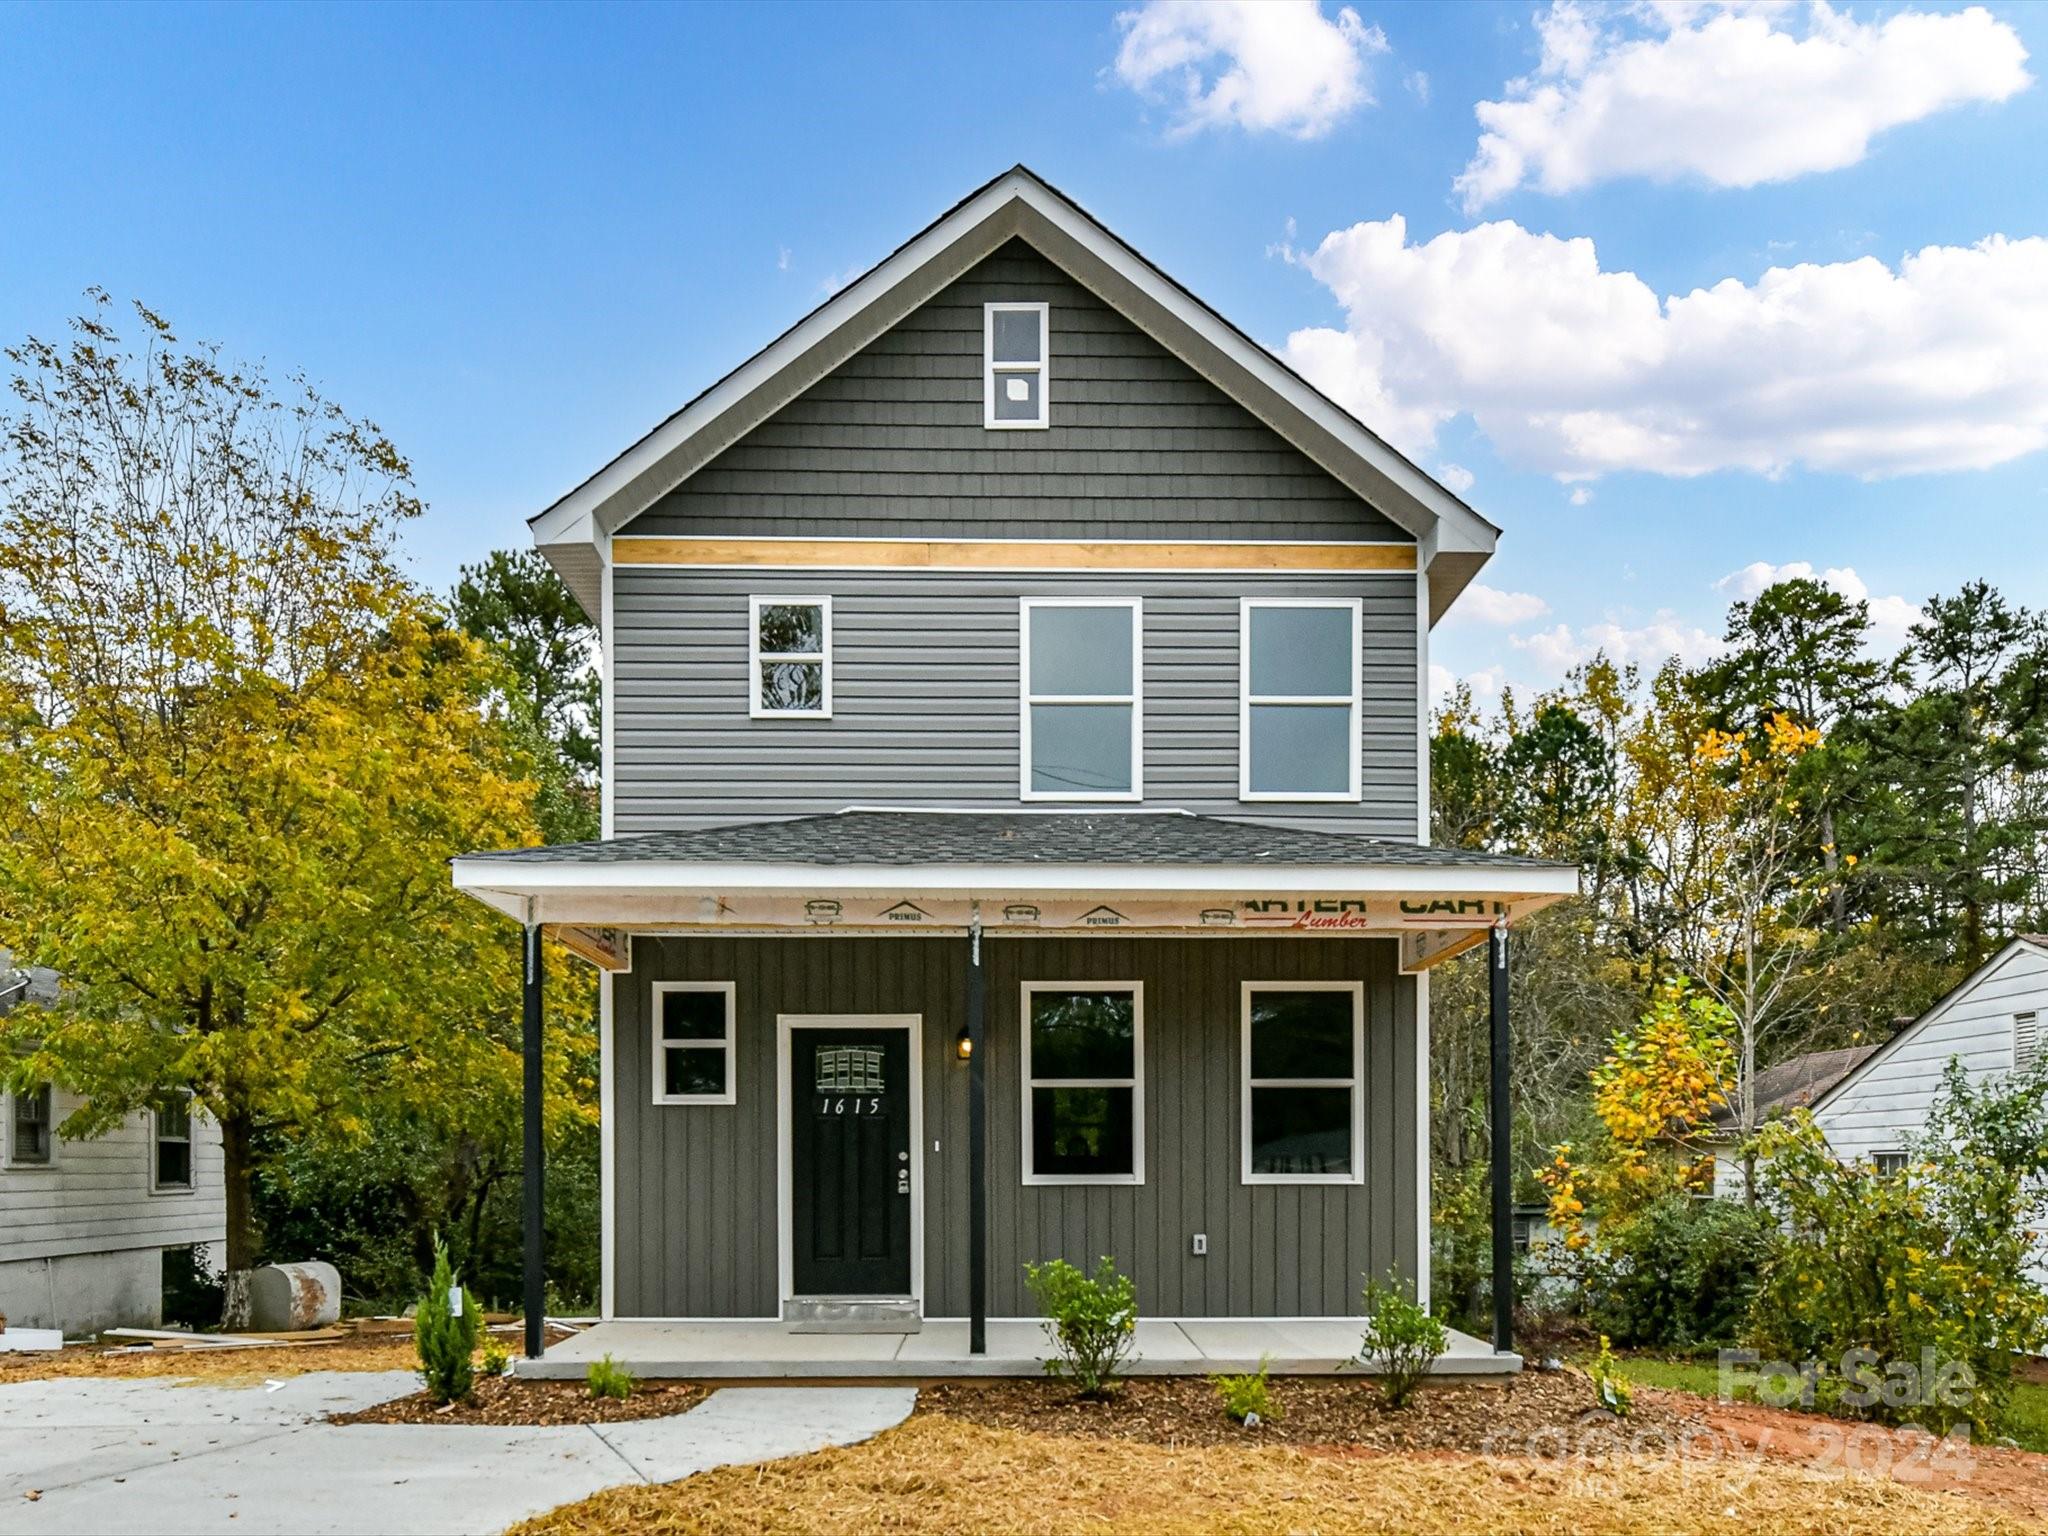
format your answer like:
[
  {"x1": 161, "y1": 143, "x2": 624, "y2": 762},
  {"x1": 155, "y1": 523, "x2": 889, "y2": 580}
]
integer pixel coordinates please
[{"x1": 519, "y1": 1317, "x2": 1519, "y2": 1381}]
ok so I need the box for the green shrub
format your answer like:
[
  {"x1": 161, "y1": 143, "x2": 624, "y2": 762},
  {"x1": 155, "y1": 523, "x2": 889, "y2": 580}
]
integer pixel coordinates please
[
  {"x1": 1358, "y1": 1272, "x2": 1447, "y2": 1409},
  {"x1": 415, "y1": 1235, "x2": 482, "y2": 1405},
  {"x1": 1210, "y1": 1356, "x2": 1281, "y2": 1425},
  {"x1": 586, "y1": 1353, "x2": 635, "y2": 1401},
  {"x1": 1024, "y1": 1256, "x2": 1138, "y2": 1398},
  {"x1": 1583, "y1": 1193, "x2": 1774, "y2": 1348},
  {"x1": 1587, "y1": 1334, "x2": 1633, "y2": 1417},
  {"x1": 161, "y1": 1244, "x2": 227, "y2": 1330},
  {"x1": 1748, "y1": 1064, "x2": 2048, "y2": 1439}
]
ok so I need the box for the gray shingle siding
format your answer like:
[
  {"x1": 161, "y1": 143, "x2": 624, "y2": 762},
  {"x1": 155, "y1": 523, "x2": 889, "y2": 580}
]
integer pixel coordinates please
[
  {"x1": 624, "y1": 240, "x2": 1412, "y2": 543},
  {"x1": 612, "y1": 568, "x2": 1420, "y2": 838}
]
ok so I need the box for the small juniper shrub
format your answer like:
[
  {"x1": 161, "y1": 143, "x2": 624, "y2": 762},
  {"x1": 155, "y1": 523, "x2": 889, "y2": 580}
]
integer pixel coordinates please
[
  {"x1": 586, "y1": 1354, "x2": 636, "y2": 1401},
  {"x1": 1359, "y1": 1272, "x2": 1447, "y2": 1410},
  {"x1": 1024, "y1": 1256, "x2": 1139, "y2": 1399},
  {"x1": 415, "y1": 1235, "x2": 483, "y2": 1405},
  {"x1": 1588, "y1": 1334, "x2": 1633, "y2": 1417},
  {"x1": 1210, "y1": 1355, "x2": 1282, "y2": 1426}
]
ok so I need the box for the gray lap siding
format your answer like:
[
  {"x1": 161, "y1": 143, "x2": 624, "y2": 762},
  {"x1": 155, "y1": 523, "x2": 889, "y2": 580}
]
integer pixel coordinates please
[
  {"x1": 611, "y1": 934, "x2": 1419, "y2": 1320},
  {"x1": 611, "y1": 567, "x2": 1421, "y2": 836}
]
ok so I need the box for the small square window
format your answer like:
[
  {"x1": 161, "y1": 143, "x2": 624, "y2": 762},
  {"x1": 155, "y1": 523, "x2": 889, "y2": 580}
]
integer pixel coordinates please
[
  {"x1": 749, "y1": 596, "x2": 831, "y2": 719},
  {"x1": 654, "y1": 983, "x2": 736, "y2": 1105},
  {"x1": 984, "y1": 302, "x2": 1048, "y2": 429}
]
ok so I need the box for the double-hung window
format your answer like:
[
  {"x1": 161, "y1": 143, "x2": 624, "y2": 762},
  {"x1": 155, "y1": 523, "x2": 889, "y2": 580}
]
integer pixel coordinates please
[
  {"x1": 1242, "y1": 983, "x2": 1363, "y2": 1184},
  {"x1": 1240, "y1": 599, "x2": 1362, "y2": 801},
  {"x1": 749, "y1": 596, "x2": 831, "y2": 718},
  {"x1": 984, "y1": 302, "x2": 1048, "y2": 428},
  {"x1": 153, "y1": 1092, "x2": 193, "y2": 1191},
  {"x1": 653, "y1": 982, "x2": 737, "y2": 1105},
  {"x1": 1022, "y1": 983, "x2": 1143, "y2": 1184},
  {"x1": 1020, "y1": 599, "x2": 1141, "y2": 800},
  {"x1": 5, "y1": 1084, "x2": 52, "y2": 1167}
]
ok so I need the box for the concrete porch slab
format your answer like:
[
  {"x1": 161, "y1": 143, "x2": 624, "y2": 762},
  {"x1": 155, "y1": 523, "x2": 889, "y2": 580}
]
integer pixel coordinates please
[{"x1": 516, "y1": 1318, "x2": 1519, "y2": 1381}]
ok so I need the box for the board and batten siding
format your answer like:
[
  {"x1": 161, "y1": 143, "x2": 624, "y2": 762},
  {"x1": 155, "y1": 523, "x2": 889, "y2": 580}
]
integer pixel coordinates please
[
  {"x1": 629, "y1": 240, "x2": 1413, "y2": 544},
  {"x1": 0, "y1": 1090, "x2": 226, "y2": 1264},
  {"x1": 611, "y1": 567, "x2": 1419, "y2": 837},
  {"x1": 1815, "y1": 940, "x2": 2048, "y2": 1162},
  {"x1": 611, "y1": 934, "x2": 1418, "y2": 1321}
]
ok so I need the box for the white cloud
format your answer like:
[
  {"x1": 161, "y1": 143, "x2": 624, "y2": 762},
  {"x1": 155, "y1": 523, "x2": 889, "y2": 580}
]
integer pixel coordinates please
[
  {"x1": 1112, "y1": 0, "x2": 1387, "y2": 140},
  {"x1": 777, "y1": 246, "x2": 791, "y2": 273},
  {"x1": 1455, "y1": 583, "x2": 1550, "y2": 626},
  {"x1": 1437, "y1": 461, "x2": 1474, "y2": 493},
  {"x1": 1511, "y1": 613, "x2": 1722, "y2": 677},
  {"x1": 1403, "y1": 69, "x2": 1431, "y2": 105},
  {"x1": 1713, "y1": 560, "x2": 1920, "y2": 652},
  {"x1": 1568, "y1": 486, "x2": 1592, "y2": 506},
  {"x1": 1282, "y1": 217, "x2": 2048, "y2": 480},
  {"x1": 1458, "y1": 1, "x2": 2030, "y2": 210},
  {"x1": 1430, "y1": 661, "x2": 1505, "y2": 704}
]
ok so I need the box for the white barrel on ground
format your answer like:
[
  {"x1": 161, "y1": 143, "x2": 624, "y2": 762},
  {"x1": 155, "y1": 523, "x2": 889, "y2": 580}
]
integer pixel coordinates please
[{"x1": 246, "y1": 1262, "x2": 342, "y2": 1332}]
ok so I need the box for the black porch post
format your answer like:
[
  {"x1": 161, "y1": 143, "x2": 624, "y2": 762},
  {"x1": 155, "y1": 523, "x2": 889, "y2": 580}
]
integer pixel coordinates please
[
  {"x1": 523, "y1": 921, "x2": 546, "y2": 1360},
  {"x1": 1488, "y1": 919, "x2": 1513, "y2": 1356},
  {"x1": 967, "y1": 916, "x2": 987, "y2": 1355}
]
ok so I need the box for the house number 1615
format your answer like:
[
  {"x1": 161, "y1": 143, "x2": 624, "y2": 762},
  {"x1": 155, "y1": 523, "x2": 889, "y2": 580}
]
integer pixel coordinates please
[{"x1": 817, "y1": 1096, "x2": 882, "y2": 1115}]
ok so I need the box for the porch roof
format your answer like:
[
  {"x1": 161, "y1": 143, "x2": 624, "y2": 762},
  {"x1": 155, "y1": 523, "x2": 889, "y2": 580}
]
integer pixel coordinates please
[{"x1": 452, "y1": 810, "x2": 1576, "y2": 972}]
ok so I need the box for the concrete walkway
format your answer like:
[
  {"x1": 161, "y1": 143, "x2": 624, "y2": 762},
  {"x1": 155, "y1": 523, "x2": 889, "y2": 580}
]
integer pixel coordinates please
[{"x1": 0, "y1": 1372, "x2": 915, "y2": 1536}]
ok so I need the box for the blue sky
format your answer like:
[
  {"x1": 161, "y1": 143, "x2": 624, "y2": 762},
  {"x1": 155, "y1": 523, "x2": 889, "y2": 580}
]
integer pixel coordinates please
[{"x1": 4, "y1": 0, "x2": 2045, "y2": 701}]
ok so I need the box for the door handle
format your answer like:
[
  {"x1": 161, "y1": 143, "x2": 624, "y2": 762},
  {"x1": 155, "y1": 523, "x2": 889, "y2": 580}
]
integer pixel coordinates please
[{"x1": 896, "y1": 1170, "x2": 911, "y2": 1196}]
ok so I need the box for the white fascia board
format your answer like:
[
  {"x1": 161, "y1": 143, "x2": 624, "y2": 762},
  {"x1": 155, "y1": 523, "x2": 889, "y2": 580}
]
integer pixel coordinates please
[{"x1": 452, "y1": 857, "x2": 1579, "y2": 900}]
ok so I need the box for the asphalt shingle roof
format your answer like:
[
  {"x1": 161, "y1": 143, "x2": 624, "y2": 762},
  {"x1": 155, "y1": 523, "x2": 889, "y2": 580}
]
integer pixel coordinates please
[{"x1": 462, "y1": 811, "x2": 1574, "y2": 872}]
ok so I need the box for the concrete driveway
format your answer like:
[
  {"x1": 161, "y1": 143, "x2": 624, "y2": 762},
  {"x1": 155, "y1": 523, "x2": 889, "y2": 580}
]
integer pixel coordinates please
[{"x1": 0, "y1": 1371, "x2": 915, "y2": 1535}]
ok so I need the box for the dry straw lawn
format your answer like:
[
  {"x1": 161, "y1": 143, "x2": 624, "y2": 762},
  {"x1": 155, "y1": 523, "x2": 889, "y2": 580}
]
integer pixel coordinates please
[
  {"x1": 507, "y1": 1414, "x2": 2032, "y2": 1536},
  {"x1": 0, "y1": 1339, "x2": 420, "y2": 1386}
]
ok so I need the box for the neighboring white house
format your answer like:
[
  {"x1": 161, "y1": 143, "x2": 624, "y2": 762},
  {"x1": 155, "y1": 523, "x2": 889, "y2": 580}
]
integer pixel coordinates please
[
  {"x1": 0, "y1": 962, "x2": 226, "y2": 1334},
  {"x1": 1809, "y1": 935, "x2": 2048, "y2": 1170},
  {"x1": 1709, "y1": 1042, "x2": 1879, "y2": 1200}
]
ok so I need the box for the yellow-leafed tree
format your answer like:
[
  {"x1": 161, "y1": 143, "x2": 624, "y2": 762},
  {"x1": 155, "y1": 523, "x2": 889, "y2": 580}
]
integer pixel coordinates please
[{"x1": 0, "y1": 295, "x2": 588, "y2": 1325}]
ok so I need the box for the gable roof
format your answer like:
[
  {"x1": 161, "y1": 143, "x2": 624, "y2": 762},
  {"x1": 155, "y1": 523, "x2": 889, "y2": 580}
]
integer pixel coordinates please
[
  {"x1": 1708, "y1": 1044, "x2": 1878, "y2": 1129},
  {"x1": 530, "y1": 166, "x2": 1497, "y2": 621},
  {"x1": 1806, "y1": 934, "x2": 2048, "y2": 1119}
]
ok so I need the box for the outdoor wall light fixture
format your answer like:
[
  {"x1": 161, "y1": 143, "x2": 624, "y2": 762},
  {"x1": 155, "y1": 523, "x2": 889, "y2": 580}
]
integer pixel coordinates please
[{"x1": 956, "y1": 1025, "x2": 973, "y2": 1062}]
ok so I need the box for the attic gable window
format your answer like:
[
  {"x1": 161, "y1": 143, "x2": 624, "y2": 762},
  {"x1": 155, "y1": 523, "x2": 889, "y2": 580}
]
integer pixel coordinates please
[
  {"x1": 2018, "y1": 1011, "x2": 2041, "y2": 1072},
  {"x1": 984, "y1": 302, "x2": 1048, "y2": 429}
]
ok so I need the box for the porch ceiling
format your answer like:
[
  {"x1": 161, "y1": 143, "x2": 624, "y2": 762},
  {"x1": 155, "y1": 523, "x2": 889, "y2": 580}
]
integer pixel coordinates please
[{"x1": 451, "y1": 810, "x2": 1577, "y2": 972}]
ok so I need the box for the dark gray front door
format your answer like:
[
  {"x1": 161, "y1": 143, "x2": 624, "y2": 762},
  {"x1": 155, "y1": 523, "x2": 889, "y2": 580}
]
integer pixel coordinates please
[{"x1": 791, "y1": 1027, "x2": 912, "y2": 1296}]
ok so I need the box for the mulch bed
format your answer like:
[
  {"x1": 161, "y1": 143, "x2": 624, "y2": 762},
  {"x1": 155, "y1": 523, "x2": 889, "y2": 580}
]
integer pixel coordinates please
[
  {"x1": 332, "y1": 1374, "x2": 707, "y2": 1427},
  {"x1": 922, "y1": 1367, "x2": 1710, "y2": 1455}
]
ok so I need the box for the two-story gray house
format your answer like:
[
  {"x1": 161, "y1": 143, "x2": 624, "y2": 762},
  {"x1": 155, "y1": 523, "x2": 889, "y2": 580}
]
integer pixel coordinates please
[{"x1": 456, "y1": 168, "x2": 1574, "y2": 1375}]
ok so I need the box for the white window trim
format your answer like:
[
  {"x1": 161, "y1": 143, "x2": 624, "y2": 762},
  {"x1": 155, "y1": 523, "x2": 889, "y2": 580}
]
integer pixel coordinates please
[
  {"x1": 1019, "y1": 597, "x2": 1143, "y2": 803},
  {"x1": 652, "y1": 981, "x2": 738, "y2": 1106},
  {"x1": 984, "y1": 301, "x2": 1049, "y2": 430},
  {"x1": 150, "y1": 1093, "x2": 195, "y2": 1195},
  {"x1": 1, "y1": 1085, "x2": 57, "y2": 1171},
  {"x1": 748, "y1": 595, "x2": 833, "y2": 720},
  {"x1": 1238, "y1": 597, "x2": 1363, "y2": 804},
  {"x1": 1240, "y1": 981, "x2": 1365, "y2": 1186},
  {"x1": 1021, "y1": 981, "x2": 1145, "y2": 1187}
]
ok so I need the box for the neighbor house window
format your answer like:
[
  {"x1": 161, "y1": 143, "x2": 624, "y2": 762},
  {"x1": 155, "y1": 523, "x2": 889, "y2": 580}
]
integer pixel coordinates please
[
  {"x1": 653, "y1": 982, "x2": 736, "y2": 1106},
  {"x1": 1873, "y1": 1151, "x2": 1910, "y2": 1177},
  {"x1": 153, "y1": 1092, "x2": 193, "y2": 1191},
  {"x1": 984, "y1": 301, "x2": 1048, "y2": 428},
  {"x1": 1242, "y1": 983, "x2": 1363, "y2": 1184},
  {"x1": 749, "y1": 596, "x2": 831, "y2": 719},
  {"x1": 1020, "y1": 599, "x2": 1141, "y2": 801},
  {"x1": 1239, "y1": 599, "x2": 1361, "y2": 801},
  {"x1": 5, "y1": 1084, "x2": 52, "y2": 1167},
  {"x1": 2017, "y1": 1011, "x2": 2041, "y2": 1072},
  {"x1": 1022, "y1": 983, "x2": 1143, "y2": 1184}
]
